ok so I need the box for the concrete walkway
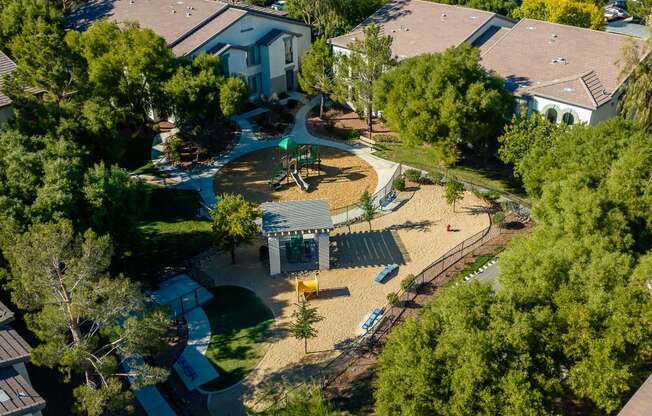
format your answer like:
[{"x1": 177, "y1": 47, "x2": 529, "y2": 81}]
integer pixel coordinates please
[
  {"x1": 173, "y1": 307, "x2": 219, "y2": 391},
  {"x1": 150, "y1": 93, "x2": 400, "y2": 223}
]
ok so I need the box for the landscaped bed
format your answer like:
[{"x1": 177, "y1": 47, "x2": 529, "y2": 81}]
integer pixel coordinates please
[
  {"x1": 200, "y1": 285, "x2": 274, "y2": 391},
  {"x1": 306, "y1": 102, "x2": 396, "y2": 142}
]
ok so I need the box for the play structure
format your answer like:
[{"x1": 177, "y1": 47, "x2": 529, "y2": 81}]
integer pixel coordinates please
[
  {"x1": 261, "y1": 200, "x2": 333, "y2": 275},
  {"x1": 295, "y1": 276, "x2": 319, "y2": 300},
  {"x1": 270, "y1": 136, "x2": 321, "y2": 192}
]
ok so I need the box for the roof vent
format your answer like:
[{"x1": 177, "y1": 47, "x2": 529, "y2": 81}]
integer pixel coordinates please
[
  {"x1": 185, "y1": 11, "x2": 191, "y2": 16},
  {"x1": 441, "y1": 13, "x2": 447, "y2": 21},
  {"x1": 171, "y1": 8, "x2": 176, "y2": 13},
  {"x1": 0, "y1": 390, "x2": 9, "y2": 403},
  {"x1": 527, "y1": 26, "x2": 535, "y2": 30},
  {"x1": 176, "y1": 0, "x2": 183, "y2": 3},
  {"x1": 129, "y1": 0, "x2": 134, "y2": 4},
  {"x1": 551, "y1": 57, "x2": 567, "y2": 65},
  {"x1": 562, "y1": 87, "x2": 574, "y2": 93},
  {"x1": 470, "y1": 15, "x2": 477, "y2": 19}
]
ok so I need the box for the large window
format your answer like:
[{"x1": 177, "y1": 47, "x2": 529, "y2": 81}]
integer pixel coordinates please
[
  {"x1": 545, "y1": 108, "x2": 558, "y2": 123},
  {"x1": 284, "y1": 37, "x2": 293, "y2": 64},
  {"x1": 562, "y1": 112, "x2": 575, "y2": 125},
  {"x1": 246, "y1": 45, "x2": 259, "y2": 67}
]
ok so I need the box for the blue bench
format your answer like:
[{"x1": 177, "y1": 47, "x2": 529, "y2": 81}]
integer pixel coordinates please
[
  {"x1": 374, "y1": 264, "x2": 398, "y2": 283},
  {"x1": 177, "y1": 356, "x2": 197, "y2": 381},
  {"x1": 362, "y1": 308, "x2": 383, "y2": 331}
]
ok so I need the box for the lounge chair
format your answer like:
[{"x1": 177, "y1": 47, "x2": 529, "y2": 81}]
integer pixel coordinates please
[
  {"x1": 374, "y1": 264, "x2": 399, "y2": 283},
  {"x1": 362, "y1": 308, "x2": 383, "y2": 331}
]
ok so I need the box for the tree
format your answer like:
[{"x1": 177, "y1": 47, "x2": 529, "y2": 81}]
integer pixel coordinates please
[
  {"x1": 498, "y1": 112, "x2": 565, "y2": 183},
  {"x1": 514, "y1": 0, "x2": 603, "y2": 30},
  {"x1": 0, "y1": 0, "x2": 63, "y2": 50},
  {"x1": 286, "y1": 0, "x2": 344, "y2": 38},
  {"x1": 298, "y1": 37, "x2": 335, "y2": 119},
  {"x1": 619, "y1": 36, "x2": 652, "y2": 133},
  {"x1": 375, "y1": 44, "x2": 514, "y2": 159},
  {"x1": 444, "y1": 180, "x2": 464, "y2": 212},
  {"x1": 434, "y1": 0, "x2": 518, "y2": 15},
  {"x1": 288, "y1": 299, "x2": 324, "y2": 354},
  {"x1": 267, "y1": 385, "x2": 339, "y2": 416},
  {"x1": 220, "y1": 76, "x2": 248, "y2": 118},
  {"x1": 5, "y1": 220, "x2": 171, "y2": 415},
  {"x1": 358, "y1": 189, "x2": 376, "y2": 230},
  {"x1": 335, "y1": 23, "x2": 394, "y2": 139},
  {"x1": 211, "y1": 193, "x2": 260, "y2": 264}
]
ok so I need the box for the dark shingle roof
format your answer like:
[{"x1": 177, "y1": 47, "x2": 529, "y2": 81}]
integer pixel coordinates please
[
  {"x1": 0, "y1": 329, "x2": 30, "y2": 367},
  {"x1": 0, "y1": 367, "x2": 46, "y2": 416},
  {"x1": 262, "y1": 200, "x2": 333, "y2": 236}
]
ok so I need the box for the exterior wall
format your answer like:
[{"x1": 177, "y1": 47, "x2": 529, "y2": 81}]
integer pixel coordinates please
[
  {"x1": 465, "y1": 15, "x2": 516, "y2": 44},
  {"x1": 590, "y1": 94, "x2": 620, "y2": 124},
  {"x1": 193, "y1": 13, "x2": 310, "y2": 97},
  {"x1": 0, "y1": 105, "x2": 13, "y2": 125},
  {"x1": 530, "y1": 95, "x2": 594, "y2": 125},
  {"x1": 265, "y1": 34, "x2": 299, "y2": 95}
]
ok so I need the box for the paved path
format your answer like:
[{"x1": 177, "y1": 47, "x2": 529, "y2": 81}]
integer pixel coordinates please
[
  {"x1": 174, "y1": 307, "x2": 219, "y2": 391},
  {"x1": 475, "y1": 261, "x2": 500, "y2": 292},
  {"x1": 150, "y1": 94, "x2": 400, "y2": 223}
]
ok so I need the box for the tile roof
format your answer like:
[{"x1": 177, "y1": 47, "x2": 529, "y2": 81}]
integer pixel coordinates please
[
  {"x1": 66, "y1": 0, "x2": 306, "y2": 57},
  {"x1": 0, "y1": 367, "x2": 46, "y2": 416},
  {"x1": 329, "y1": 0, "x2": 502, "y2": 59},
  {"x1": 0, "y1": 304, "x2": 14, "y2": 328},
  {"x1": 0, "y1": 329, "x2": 31, "y2": 367},
  {"x1": 618, "y1": 374, "x2": 652, "y2": 416},
  {"x1": 262, "y1": 200, "x2": 333, "y2": 235},
  {"x1": 0, "y1": 51, "x2": 17, "y2": 108},
  {"x1": 481, "y1": 18, "x2": 648, "y2": 109}
]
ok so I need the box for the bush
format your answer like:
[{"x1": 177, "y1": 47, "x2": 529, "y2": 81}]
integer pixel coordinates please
[
  {"x1": 393, "y1": 177, "x2": 405, "y2": 191},
  {"x1": 280, "y1": 111, "x2": 295, "y2": 124},
  {"x1": 430, "y1": 171, "x2": 444, "y2": 185},
  {"x1": 472, "y1": 188, "x2": 501, "y2": 202},
  {"x1": 374, "y1": 134, "x2": 399, "y2": 143},
  {"x1": 491, "y1": 211, "x2": 506, "y2": 225},
  {"x1": 167, "y1": 137, "x2": 184, "y2": 163},
  {"x1": 405, "y1": 169, "x2": 421, "y2": 182},
  {"x1": 346, "y1": 128, "x2": 359, "y2": 141},
  {"x1": 386, "y1": 292, "x2": 399, "y2": 306},
  {"x1": 400, "y1": 274, "x2": 416, "y2": 291}
]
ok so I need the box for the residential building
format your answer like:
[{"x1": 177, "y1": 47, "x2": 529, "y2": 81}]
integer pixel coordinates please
[
  {"x1": 0, "y1": 51, "x2": 17, "y2": 125},
  {"x1": 0, "y1": 302, "x2": 45, "y2": 416},
  {"x1": 618, "y1": 374, "x2": 652, "y2": 416},
  {"x1": 330, "y1": 0, "x2": 647, "y2": 125},
  {"x1": 67, "y1": 0, "x2": 312, "y2": 97}
]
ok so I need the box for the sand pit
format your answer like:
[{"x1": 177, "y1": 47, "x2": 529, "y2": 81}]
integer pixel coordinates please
[
  {"x1": 212, "y1": 147, "x2": 377, "y2": 211},
  {"x1": 197, "y1": 185, "x2": 491, "y2": 405}
]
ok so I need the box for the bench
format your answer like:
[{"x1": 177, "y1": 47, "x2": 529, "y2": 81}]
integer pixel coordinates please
[
  {"x1": 176, "y1": 355, "x2": 197, "y2": 381},
  {"x1": 374, "y1": 264, "x2": 398, "y2": 283},
  {"x1": 362, "y1": 308, "x2": 383, "y2": 331}
]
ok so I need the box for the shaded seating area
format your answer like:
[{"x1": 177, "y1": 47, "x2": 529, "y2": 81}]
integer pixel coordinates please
[
  {"x1": 332, "y1": 230, "x2": 407, "y2": 268},
  {"x1": 374, "y1": 264, "x2": 399, "y2": 283},
  {"x1": 262, "y1": 200, "x2": 333, "y2": 275}
]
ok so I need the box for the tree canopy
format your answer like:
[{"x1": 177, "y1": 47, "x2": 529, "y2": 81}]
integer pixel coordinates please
[
  {"x1": 376, "y1": 118, "x2": 652, "y2": 415},
  {"x1": 286, "y1": 0, "x2": 384, "y2": 38},
  {"x1": 211, "y1": 193, "x2": 260, "y2": 264},
  {"x1": 514, "y1": 0, "x2": 603, "y2": 30},
  {"x1": 298, "y1": 37, "x2": 335, "y2": 118},
  {"x1": 375, "y1": 44, "x2": 514, "y2": 161}
]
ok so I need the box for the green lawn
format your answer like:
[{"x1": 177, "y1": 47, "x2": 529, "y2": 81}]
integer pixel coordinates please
[
  {"x1": 374, "y1": 142, "x2": 527, "y2": 198},
  {"x1": 200, "y1": 286, "x2": 274, "y2": 391},
  {"x1": 115, "y1": 186, "x2": 213, "y2": 283}
]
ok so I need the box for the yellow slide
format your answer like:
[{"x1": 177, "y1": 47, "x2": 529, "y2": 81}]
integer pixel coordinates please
[{"x1": 296, "y1": 276, "x2": 319, "y2": 300}]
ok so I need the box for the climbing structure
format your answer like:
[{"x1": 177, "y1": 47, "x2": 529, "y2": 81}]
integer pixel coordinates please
[{"x1": 269, "y1": 136, "x2": 321, "y2": 192}]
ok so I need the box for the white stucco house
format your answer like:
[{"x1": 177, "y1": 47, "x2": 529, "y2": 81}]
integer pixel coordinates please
[
  {"x1": 67, "y1": 0, "x2": 312, "y2": 98},
  {"x1": 330, "y1": 0, "x2": 647, "y2": 125}
]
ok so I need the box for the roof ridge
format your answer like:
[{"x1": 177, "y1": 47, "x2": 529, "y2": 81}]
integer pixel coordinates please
[
  {"x1": 168, "y1": 3, "x2": 231, "y2": 48},
  {"x1": 527, "y1": 71, "x2": 588, "y2": 90}
]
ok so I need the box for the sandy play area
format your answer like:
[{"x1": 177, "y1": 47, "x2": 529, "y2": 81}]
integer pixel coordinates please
[
  {"x1": 197, "y1": 184, "x2": 490, "y2": 405},
  {"x1": 212, "y1": 147, "x2": 378, "y2": 211}
]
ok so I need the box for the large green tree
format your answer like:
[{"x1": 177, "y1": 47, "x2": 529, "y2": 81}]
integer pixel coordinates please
[
  {"x1": 375, "y1": 44, "x2": 514, "y2": 159},
  {"x1": 5, "y1": 220, "x2": 171, "y2": 416},
  {"x1": 286, "y1": 0, "x2": 383, "y2": 38},
  {"x1": 514, "y1": 0, "x2": 603, "y2": 30},
  {"x1": 211, "y1": 193, "x2": 260, "y2": 264},
  {"x1": 336, "y1": 23, "x2": 394, "y2": 139},
  {"x1": 0, "y1": 0, "x2": 63, "y2": 50},
  {"x1": 298, "y1": 37, "x2": 335, "y2": 119},
  {"x1": 376, "y1": 119, "x2": 652, "y2": 415}
]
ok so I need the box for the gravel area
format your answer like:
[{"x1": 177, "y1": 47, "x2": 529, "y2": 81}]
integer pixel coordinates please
[{"x1": 197, "y1": 185, "x2": 489, "y2": 407}]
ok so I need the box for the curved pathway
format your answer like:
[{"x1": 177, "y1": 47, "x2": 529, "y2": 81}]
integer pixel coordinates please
[{"x1": 151, "y1": 94, "x2": 400, "y2": 218}]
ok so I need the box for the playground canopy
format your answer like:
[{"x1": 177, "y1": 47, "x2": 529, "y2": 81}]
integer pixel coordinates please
[
  {"x1": 261, "y1": 200, "x2": 333, "y2": 237},
  {"x1": 278, "y1": 136, "x2": 297, "y2": 151}
]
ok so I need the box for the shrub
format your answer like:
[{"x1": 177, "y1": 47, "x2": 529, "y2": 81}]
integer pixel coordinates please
[
  {"x1": 430, "y1": 171, "x2": 444, "y2": 185},
  {"x1": 346, "y1": 128, "x2": 359, "y2": 141},
  {"x1": 167, "y1": 137, "x2": 184, "y2": 163},
  {"x1": 386, "y1": 292, "x2": 399, "y2": 306},
  {"x1": 491, "y1": 211, "x2": 506, "y2": 225},
  {"x1": 393, "y1": 177, "x2": 405, "y2": 191},
  {"x1": 400, "y1": 274, "x2": 416, "y2": 291},
  {"x1": 374, "y1": 134, "x2": 399, "y2": 143},
  {"x1": 280, "y1": 111, "x2": 295, "y2": 124},
  {"x1": 405, "y1": 169, "x2": 421, "y2": 182},
  {"x1": 472, "y1": 188, "x2": 501, "y2": 202}
]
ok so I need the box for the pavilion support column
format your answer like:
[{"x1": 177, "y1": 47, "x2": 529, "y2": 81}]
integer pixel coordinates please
[
  {"x1": 268, "y1": 236, "x2": 281, "y2": 276},
  {"x1": 317, "y1": 232, "x2": 330, "y2": 271}
]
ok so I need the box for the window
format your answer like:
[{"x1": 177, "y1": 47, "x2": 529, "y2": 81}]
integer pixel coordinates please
[
  {"x1": 247, "y1": 74, "x2": 261, "y2": 94},
  {"x1": 562, "y1": 112, "x2": 575, "y2": 125},
  {"x1": 246, "y1": 45, "x2": 259, "y2": 67},
  {"x1": 286, "y1": 69, "x2": 294, "y2": 91},
  {"x1": 284, "y1": 37, "x2": 293, "y2": 64},
  {"x1": 545, "y1": 108, "x2": 558, "y2": 123}
]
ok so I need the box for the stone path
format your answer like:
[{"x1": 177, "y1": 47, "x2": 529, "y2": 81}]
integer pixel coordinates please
[{"x1": 150, "y1": 94, "x2": 400, "y2": 223}]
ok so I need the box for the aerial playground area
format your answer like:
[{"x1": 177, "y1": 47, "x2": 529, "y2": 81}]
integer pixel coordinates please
[{"x1": 212, "y1": 136, "x2": 378, "y2": 210}]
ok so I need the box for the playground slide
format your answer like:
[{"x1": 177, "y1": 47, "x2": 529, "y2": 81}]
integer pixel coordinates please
[{"x1": 290, "y1": 170, "x2": 309, "y2": 192}]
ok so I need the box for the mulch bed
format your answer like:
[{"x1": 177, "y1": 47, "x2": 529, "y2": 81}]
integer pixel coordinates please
[
  {"x1": 248, "y1": 99, "x2": 301, "y2": 139},
  {"x1": 164, "y1": 119, "x2": 240, "y2": 169},
  {"x1": 306, "y1": 103, "x2": 398, "y2": 142}
]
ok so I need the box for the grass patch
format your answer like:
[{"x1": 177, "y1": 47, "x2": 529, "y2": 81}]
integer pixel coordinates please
[
  {"x1": 200, "y1": 286, "x2": 274, "y2": 391},
  {"x1": 131, "y1": 161, "x2": 171, "y2": 178},
  {"x1": 115, "y1": 186, "x2": 213, "y2": 283},
  {"x1": 374, "y1": 142, "x2": 526, "y2": 198}
]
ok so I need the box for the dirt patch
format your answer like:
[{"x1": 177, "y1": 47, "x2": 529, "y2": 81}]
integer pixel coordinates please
[
  {"x1": 249, "y1": 99, "x2": 301, "y2": 139},
  {"x1": 165, "y1": 120, "x2": 240, "y2": 169},
  {"x1": 213, "y1": 147, "x2": 378, "y2": 211},
  {"x1": 307, "y1": 103, "x2": 397, "y2": 141}
]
